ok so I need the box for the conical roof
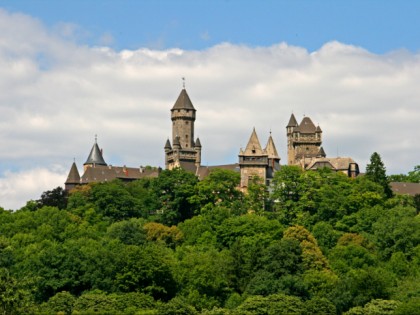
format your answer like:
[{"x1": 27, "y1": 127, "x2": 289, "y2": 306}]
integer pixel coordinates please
[
  {"x1": 317, "y1": 146, "x2": 326, "y2": 158},
  {"x1": 316, "y1": 125, "x2": 322, "y2": 132},
  {"x1": 173, "y1": 135, "x2": 181, "y2": 148},
  {"x1": 243, "y1": 128, "x2": 264, "y2": 155},
  {"x1": 172, "y1": 89, "x2": 195, "y2": 111},
  {"x1": 164, "y1": 139, "x2": 172, "y2": 150},
  {"x1": 299, "y1": 116, "x2": 317, "y2": 133},
  {"x1": 287, "y1": 113, "x2": 298, "y2": 127},
  {"x1": 265, "y1": 135, "x2": 280, "y2": 159},
  {"x1": 84, "y1": 141, "x2": 107, "y2": 166},
  {"x1": 194, "y1": 137, "x2": 201, "y2": 147},
  {"x1": 65, "y1": 162, "x2": 80, "y2": 184}
]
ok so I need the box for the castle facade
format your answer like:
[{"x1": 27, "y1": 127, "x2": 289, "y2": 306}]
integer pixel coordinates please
[{"x1": 65, "y1": 87, "x2": 359, "y2": 191}]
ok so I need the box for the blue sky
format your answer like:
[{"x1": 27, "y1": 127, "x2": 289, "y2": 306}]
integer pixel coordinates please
[
  {"x1": 1, "y1": 1, "x2": 420, "y2": 209},
  {"x1": 3, "y1": 0, "x2": 420, "y2": 53}
]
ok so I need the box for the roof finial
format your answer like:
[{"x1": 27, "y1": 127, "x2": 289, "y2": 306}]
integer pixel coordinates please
[
  {"x1": 182, "y1": 77, "x2": 185, "y2": 89},
  {"x1": 269, "y1": 128, "x2": 272, "y2": 136},
  {"x1": 73, "y1": 157, "x2": 76, "y2": 163},
  {"x1": 95, "y1": 134, "x2": 97, "y2": 143}
]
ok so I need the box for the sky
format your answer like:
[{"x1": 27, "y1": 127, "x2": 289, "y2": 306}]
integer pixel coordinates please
[{"x1": 1, "y1": 0, "x2": 420, "y2": 209}]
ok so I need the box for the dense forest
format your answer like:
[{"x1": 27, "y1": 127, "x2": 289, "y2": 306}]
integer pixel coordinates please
[{"x1": 0, "y1": 153, "x2": 419, "y2": 315}]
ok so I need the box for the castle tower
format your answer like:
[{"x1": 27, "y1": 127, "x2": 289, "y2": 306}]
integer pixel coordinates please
[
  {"x1": 164, "y1": 88, "x2": 201, "y2": 171},
  {"x1": 264, "y1": 133, "x2": 281, "y2": 182},
  {"x1": 287, "y1": 114, "x2": 322, "y2": 167},
  {"x1": 83, "y1": 136, "x2": 107, "y2": 171},
  {"x1": 239, "y1": 128, "x2": 269, "y2": 187},
  {"x1": 65, "y1": 161, "x2": 80, "y2": 191}
]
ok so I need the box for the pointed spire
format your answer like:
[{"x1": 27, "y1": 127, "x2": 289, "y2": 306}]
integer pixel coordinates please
[
  {"x1": 265, "y1": 134, "x2": 280, "y2": 159},
  {"x1": 194, "y1": 137, "x2": 201, "y2": 148},
  {"x1": 243, "y1": 128, "x2": 263, "y2": 155},
  {"x1": 164, "y1": 138, "x2": 172, "y2": 150},
  {"x1": 287, "y1": 113, "x2": 298, "y2": 127},
  {"x1": 173, "y1": 135, "x2": 181, "y2": 149},
  {"x1": 65, "y1": 161, "x2": 80, "y2": 184},
  {"x1": 317, "y1": 146, "x2": 326, "y2": 158},
  {"x1": 316, "y1": 125, "x2": 322, "y2": 133},
  {"x1": 84, "y1": 137, "x2": 107, "y2": 166},
  {"x1": 172, "y1": 89, "x2": 195, "y2": 110}
]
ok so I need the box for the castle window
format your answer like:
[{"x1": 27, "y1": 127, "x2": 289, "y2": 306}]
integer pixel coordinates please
[
  {"x1": 186, "y1": 109, "x2": 189, "y2": 113},
  {"x1": 252, "y1": 149, "x2": 256, "y2": 154},
  {"x1": 185, "y1": 121, "x2": 189, "y2": 125},
  {"x1": 177, "y1": 109, "x2": 180, "y2": 112}
]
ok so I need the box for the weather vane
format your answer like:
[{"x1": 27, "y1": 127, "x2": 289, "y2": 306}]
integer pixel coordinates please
[{"x1": 182, "y1": 77, "x2": 185, "y2": 89}]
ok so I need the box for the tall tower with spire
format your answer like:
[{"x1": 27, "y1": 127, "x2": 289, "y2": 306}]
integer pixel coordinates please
[
  {"x1": 287, "y1": 114, "x2": 324, "y2": 167},
  {"x1": 164, "y1": 88, "x2": 202, "y2": 171},
  {"x1": 239, "y1": 128, "x2": 280, "y2": 188}
]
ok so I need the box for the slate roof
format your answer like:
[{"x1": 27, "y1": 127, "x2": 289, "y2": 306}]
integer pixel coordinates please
[
  {"x1": 194, "y1": 137, "x2": 202, "y2": 147},
  {"x1": 317, "y1": 147, "x2": 326, "y2": 157},
  {"x1": 299, "y1": 117, "x2": 317, "y2": 133},
  {"x1": 242, "y1": 128, "x2": 264, "y2": 155},
  {"x1": 84, "y1": 142, "x2": 107, "y2": 166},
  {"x1": 164, "y1": 139, "x2": 172, "y2": 150},
  {"x1": 264, "y1": 135, "x2": 280, "y2": 159},
  {"x1": 65, "y1": 162, "x2": 80, "y2": 184},
  {"x1": 390, "y1": 182, "x2": 420, "y2": 196},
  {"x1": 306, "y1": 157, "x2": 356, "y2": 171},
  {"x1": 80, "y1": 165, "x2": 160, "y2": 184},
  {"x1": 172, "y1": 89, "x2": 195, "y2": 111},
  {"x1": 287, "y1": 113, "x2": 298, "y2": 127}
]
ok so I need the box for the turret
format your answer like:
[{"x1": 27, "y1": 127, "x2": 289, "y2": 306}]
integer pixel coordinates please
[
  {"x1": 194, "y1": 137, "x2": 202, "y2": 167},
  {"x1": 84, "y1": 136, "x2": 107, "y2": 171},
  {"x1": 171, "y1": 88, "x2": 196, "y2": 149},
  {"x1": 65, "y1": 161, "x2": 80, "y2": 191}
]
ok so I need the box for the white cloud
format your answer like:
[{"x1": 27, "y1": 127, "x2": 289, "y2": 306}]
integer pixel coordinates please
[
  {"x1": 1, "y1": 9, "x2": 420, "y2": 209},
  {"x1": 0, "y1": 167, "x2": 66, "y2": 210}
]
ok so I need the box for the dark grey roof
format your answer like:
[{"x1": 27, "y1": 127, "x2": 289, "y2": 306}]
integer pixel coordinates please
[
  {"x1": 173, "y1": 136, "x2": 181, "y2": 148},
  {"x1": 194, "y1": 137, "x2": 201, "y2": 147},
  {"x1": 84, "y1": 142, "x2": 107, "y2": 166},
  {"x1": 316, "y1": 125, "x2": 322, "y2": 132},
  {"x1": 317, "y1": 147, "x2": 326, "y2": 157},
  {"x1": 164, "y1": 139, "x2": 172, "y2": 150},
  {"x1": 287, "y1": 113, "x2": 298, "y2": 127},
  {"x1": 172, "y1": 89, "x2": 195, "y2": 111},
  {"x1": 80, "y1": 165, "x2": 160, "y2": 184},
  {"x1": 65, "y1": 162, "x2": 80, "y2": 184},
  {"x1": 299, "y1": 117, "x2": 317, "y2": 133}
]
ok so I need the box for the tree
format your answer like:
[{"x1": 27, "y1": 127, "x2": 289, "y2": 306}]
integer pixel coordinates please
[
  {"x1": 37, "y1": 186, "x2": 67, "y2": 210},
  {"x1": 151, "y1": 168, "x2": 199, "y2": 225},
  {"x1": 365, "y1": 152, "x2": 393, "y2": 198},
  {"x1": 194, "y1": 169, "x2": 242, "y2": 208}
]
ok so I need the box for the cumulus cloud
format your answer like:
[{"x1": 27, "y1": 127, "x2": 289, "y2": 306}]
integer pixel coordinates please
[
  {"x1": 0, "y1": 167, "x2": 67, "y2": 210},
  {"x1": 1, "y1": 9, "x2": 420, "y2": 209}
]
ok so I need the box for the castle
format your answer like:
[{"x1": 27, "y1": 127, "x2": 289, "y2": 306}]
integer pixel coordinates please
[{"x1": 65, "y1": 87, "x2": 359, "y2": 191}]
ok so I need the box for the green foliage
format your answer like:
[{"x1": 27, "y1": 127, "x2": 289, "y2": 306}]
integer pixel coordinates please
[
  {"x1": 2, "y1": 166, "x2": 420, "y2": 314},
  {"x1": 0, "y1": 267, "x2": 33, "y2": 315},
  {"x1": 365, "y1": 152, "x2": 393, "y2": 198},
  {"x1": 151, "y1": 168, "x2": 199, "y2": 225},
  {"x1": 194, "y1": 169, "x2": 242, "y2": 208},
  {"x1": 235, "y1": 293, "x2": 305, "y2": 315},
  {"x1": 37, "y1": 186, "x2": 68, "y2": 210},
  {"x1": 40, "y1": 291, "x2": 76, "y2": 315},
  {"x1": 344, "y1": 299, "x2": 400, "y2": 315}
]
